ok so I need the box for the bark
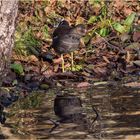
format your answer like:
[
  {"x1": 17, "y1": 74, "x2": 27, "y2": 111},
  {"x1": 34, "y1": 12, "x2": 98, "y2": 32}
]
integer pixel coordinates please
[{"x1": 0, "y1": 0, "x2": 18, "y2": 83}]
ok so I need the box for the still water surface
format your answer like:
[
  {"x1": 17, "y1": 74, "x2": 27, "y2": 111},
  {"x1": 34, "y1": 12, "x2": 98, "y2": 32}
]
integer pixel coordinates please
[{"x1": 1, "y1": 84, "x2": 140, "y2": 139}]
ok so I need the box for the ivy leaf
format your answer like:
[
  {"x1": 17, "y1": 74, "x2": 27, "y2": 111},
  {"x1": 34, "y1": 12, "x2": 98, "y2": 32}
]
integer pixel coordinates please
[
  {"x1": 11, "y1": 63, "x2": 24, "y2": 75},
  {"x1": 124, "y1": 12, "x2": 136, "y2": 26},
  {"x1": 113, "y1": 22, "x2": 125, "y2": 33}
]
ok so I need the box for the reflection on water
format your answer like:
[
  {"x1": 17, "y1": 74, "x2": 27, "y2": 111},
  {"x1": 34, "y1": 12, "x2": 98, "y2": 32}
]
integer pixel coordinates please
[{"x1": 1, "y1": 85, "x2": 140, "y2": 139}]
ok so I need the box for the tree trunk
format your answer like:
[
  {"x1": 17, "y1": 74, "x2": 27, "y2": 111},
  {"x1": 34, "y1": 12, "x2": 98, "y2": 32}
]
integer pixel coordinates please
[{"x1": 0, "y1": 0, "x2": 18, "y2": 84}]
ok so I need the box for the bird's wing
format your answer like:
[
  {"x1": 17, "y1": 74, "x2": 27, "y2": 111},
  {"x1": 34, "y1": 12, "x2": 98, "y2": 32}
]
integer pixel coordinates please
[
  {"x1": 60, "y1": 34, "x2": 80, "y2": 46},
  {"x1": 53, "y1": 26, "x2": 72, "y2": 38}
]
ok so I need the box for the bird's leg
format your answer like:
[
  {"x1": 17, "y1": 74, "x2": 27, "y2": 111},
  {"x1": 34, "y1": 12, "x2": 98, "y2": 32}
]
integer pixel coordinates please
[
  {"x1": 61, "y1": 54, "x2": 65, "y2": 72},
  {"x1": 71, "y1": 52, "x2": 74, "y2": 71}
]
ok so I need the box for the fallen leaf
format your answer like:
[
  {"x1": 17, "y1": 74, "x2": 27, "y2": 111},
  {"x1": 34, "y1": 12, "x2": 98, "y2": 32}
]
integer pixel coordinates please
[
  {"x1": 94, "y1": 81, "x2": 108, "y2": 86},
  {"x1": 133, "y1": 31, "x2": 140, "y2": 42},
  {"x1": 120, "y1": 33, "x2": 131, "y2": 42},
  {"x1": 44, "y1": 7, "x2": 52, "y2": 15},
  {"x1": 114, "y1": 0, "x2": 124, "y2": 8},
  {"x1": 76, "y1": 16, "x2": 85, "y2": 25},
  {"x1": 43, "y1": 69, "x2": 55, "y2": 78},
  {"x1": 126, "y1": 42, "x2": 140, "y2": 50},
  {"x1": 103, "y1": 56, "x2": 110, "y2": 63},
  {"x1": 77, "y1": 82, "x2": 91, "y2": 88},
  {"x1": 126, "y1": 51, "x2": 131, "y2": 63},
  {"x1": 53, "y1": 57, "x2": 62, "y2": 64},
  {"x1": 28, "y1": 55, "x2": 38, "y2": 62},
  {"x1": 123, "y1": 82, "x2": 140, "y2": 88},
  {"x1": 93, "y1": 67, "x2": 107, "y2": 75},
  {"x1": 123, "y1": 7, "x2": 133, "y2": 16}
]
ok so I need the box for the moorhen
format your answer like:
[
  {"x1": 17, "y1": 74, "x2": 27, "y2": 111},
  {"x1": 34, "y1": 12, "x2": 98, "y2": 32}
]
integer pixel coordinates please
[{"x1": 51, "y1": 20, "x2": 86, "y2": 72}]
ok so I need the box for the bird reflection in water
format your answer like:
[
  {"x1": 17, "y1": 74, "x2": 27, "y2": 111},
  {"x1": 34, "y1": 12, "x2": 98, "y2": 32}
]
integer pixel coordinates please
[{"x1": 49, "y1": 94, "x2": 98, "y2": 133}]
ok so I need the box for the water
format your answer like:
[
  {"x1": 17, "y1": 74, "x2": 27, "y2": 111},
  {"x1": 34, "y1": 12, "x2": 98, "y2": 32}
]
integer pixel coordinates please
[{"x1": 1, "y1": 84, "x2": 140, "y2": 139}]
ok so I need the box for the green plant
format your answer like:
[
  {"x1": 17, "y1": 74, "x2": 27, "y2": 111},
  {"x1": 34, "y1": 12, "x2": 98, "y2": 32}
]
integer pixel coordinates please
[
  {"x1": 15, "y1": 27, "x2": 41, "y2": 56},
  {"x1": 11, "y1": 63, "x2": 24, "y2": 75},
  {"x1": 85, "y1": 1, "x2": 136, "y2": 45},
  {"x1": 113, "y1": 12, "x2": 136, "y2": 33}
]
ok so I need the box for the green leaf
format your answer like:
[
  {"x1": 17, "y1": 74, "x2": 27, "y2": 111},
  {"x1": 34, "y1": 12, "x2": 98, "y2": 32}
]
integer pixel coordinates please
[
  {"x1": 88, "y1": 16, "x2": 97, "y2": 24},
  {"x1": 43, "y1": 25, "x2": 49, "y2": 35},
  {"x1": 101, "y1": 5, "x2": 107, "y2": 17},
  {"x1": 124, "y1": 12, "x2": 136, "y2": 26},
  {"x1": 11, "y1": 63, "x2": 24, "y2": 75},
  {"x1": 99, "y1": 28, "x2": 109, "y2": 37},
  {"x1": 113, "y1": 22, "x2": 125, "y2": 33}
]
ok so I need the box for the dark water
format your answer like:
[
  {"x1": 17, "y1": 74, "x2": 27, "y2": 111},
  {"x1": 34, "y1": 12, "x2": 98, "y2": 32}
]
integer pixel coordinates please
[{"x1": 1, "y1": 84, "x2": 140, "y2": 139}]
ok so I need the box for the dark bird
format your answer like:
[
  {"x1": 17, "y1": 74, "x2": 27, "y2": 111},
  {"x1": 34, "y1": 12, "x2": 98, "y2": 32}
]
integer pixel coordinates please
[{"x1": 51, "y1": 20, "x2": 86, "y2": 72}]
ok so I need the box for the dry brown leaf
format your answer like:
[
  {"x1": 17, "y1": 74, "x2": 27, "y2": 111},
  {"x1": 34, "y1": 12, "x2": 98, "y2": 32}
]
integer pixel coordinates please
[
  {"x1": 77, "y1": 82, "x2": 91, "y2": 88},
  {"x1": 65, "y1": 63, "x2": 71, "y2": 68},
  {"x1": 50, "y1": 0, "x2": 57, "y2": 6},
  {"x1": 28, "y1": 55, "x2": 38, "y2": 62},
  {"x1": 12, "y1": 55, "x2": 32, "y2": 62},
  {"x1": 81, "y1": 71, "x2": 91, "y2": 77},
  {"x1": 123, "y1": 7, "x2": 133, "y2": 16},
  {"x1": 103, "y1": 56, "x2": 110, "y2": 63},
  {"x1": 43, "y1": 69, "x2": 55, "y2": 78},
  {"x1": 75, "y1": 16, "x2": 85, "y2": 25},
  {"x1": 114, "y1": 0, "x2": 124, "y2": 9},
  {"x1": 126, "y1": 51, "x2": 131, "y2": 63},
  {"x1": 96, "y1": 62, "x2": 107, "y2": 67},
  {"x1": 133, "y1": 31, "x2": 140, "y2": 42},
  {"x1": 53, "y1": 57, "x2": 62, "y2": 64},
  {"x1": 44, "y1": 7, "x2": 52, "y2": 15},
  {"x1": 54, "y1": 64, "x2": 59, "y2": 72},
  {"x1": 124, "y1": 82, "x2": 140, "y2": 88}
]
